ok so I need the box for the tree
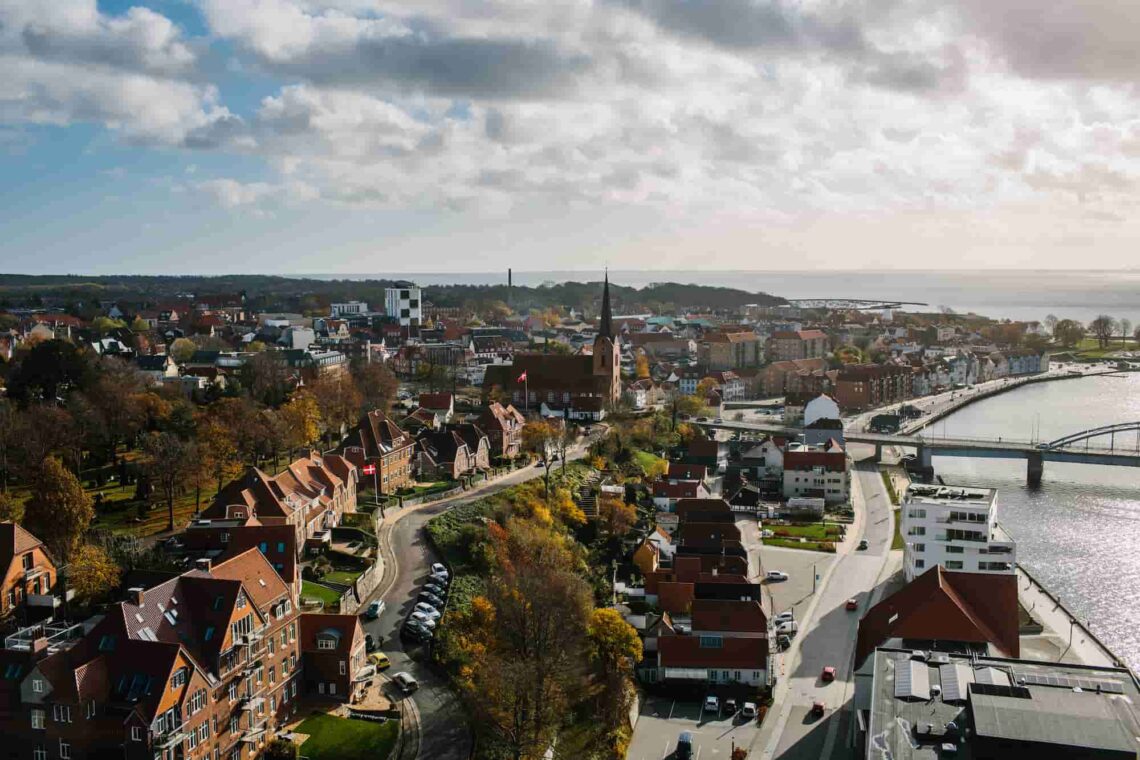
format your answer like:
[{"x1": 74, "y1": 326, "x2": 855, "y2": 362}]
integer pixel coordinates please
[
  {"x1": 352, "y1": 360, "x2": 399, "y2": 414},
  {"x1": 279, "y1": 390, "x2": 322, "y2": 456},
  {"x1": 1090, "y1": 315, "x2": 1117, "y2": 350},
  {"x1": 169, "y1": 337, "x2": 197, "y2": 363},
  {"x1": 130, "y1": 317, "x2": 150, "y2": 332},
  {"x1": 5, "y1": 339, "x2": 93, "y2": 403},
  {"x1": 69, "y1": 543, "x2": 122, "y2": 606},
  {"x1": 142, "y1": 432, "x2": 195, "y2": 531},
  {"x1": 1054, "y1": 319, "x2": 1085, "y2": 348},
  {"x1": 263, "y1": 739, "x2": 298, "y2": 760},
  {"x1": 598, "y1": 495, "x2": 637, "y2": 537},
  {"x1": 90, "y1": 316, "x2": 127, "y2": 336},
  {"x1": 14, "y1": 405, "x2": 76, "y2": 480},
  {"x1": 695, "y1": 377, "x2": 717, "y2": 399},
  {"x1": 0, "y1": 492, "x2": 23, "y2": 523},
  {"x1": 634, "y1": 354, "x2": 650, "y2": 379},
  {"x1": 731, "y1": 749, "x2": 749, "y2": 760},
  {"x1": 24, "y1": 456, "x2": 93, "y2": 563},
  {"x1": 521, "y1": 420, "x2": 559, "y2": 498},
  {"x1": 587, "y1": 608, "x2": 642, "y2": 757},
  {"x1": 243, "y1": 352, "x2": 291, "y2": 407},
  {"x1": 0, "y1": 400, "x2": 14, "y2": 491},
  {"x1": 310, "y1": 373, "x2": 362, "y2": 445},
  {"x1": 196, "y1": 412, "x2": 242, "y2": 494},
  {"x1": 1044, "y1": 314, "x2": 1059, "y2": 335},
  {"x1": 1121, "y1": 319, "x2": 1133, "y2": 347}
]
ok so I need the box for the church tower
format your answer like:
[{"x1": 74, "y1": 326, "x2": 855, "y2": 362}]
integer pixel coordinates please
[{"x1": 593, "y1": 271, "x2": 621, "y2": 404}]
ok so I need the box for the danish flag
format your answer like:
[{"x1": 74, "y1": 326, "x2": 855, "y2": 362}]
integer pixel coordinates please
[
  {"x1": 517, "y1": 371, "x2": 528, "y2": 383},
  {"x1": 362, "y1": 464, "x2": 376, "y2": 475}
]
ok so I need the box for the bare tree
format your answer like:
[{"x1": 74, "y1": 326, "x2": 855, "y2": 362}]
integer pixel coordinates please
[
  {"x1": 1090, "y1": 315, "x2": 1118, "y2": 350},
  {"x1": 1121, "y1": 319, "x2": 1133, "y2": 347}
]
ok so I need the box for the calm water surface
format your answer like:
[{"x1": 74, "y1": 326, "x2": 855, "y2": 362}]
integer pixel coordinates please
[{"x1": 932, "y1": 374, "x2": 1140, "y2": 670}]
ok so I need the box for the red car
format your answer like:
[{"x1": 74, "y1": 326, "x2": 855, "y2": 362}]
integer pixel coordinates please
[
  {"x1": 811, "y1": 700, "x2": 826, "y2": 717},
  {"x1": 846, "y1": 598, "x2": 859, "y2": 611},
  {"x1": 821, "y1": 666, "x2": 836, "y2": 682}
]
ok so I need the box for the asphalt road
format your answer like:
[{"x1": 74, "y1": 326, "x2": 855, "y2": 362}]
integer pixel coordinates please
[
  {"x1": 358, "y1": 446, "x2": 593, "y2": 760},
  {"x1": 760, "y1": 458, "x2": 893, "y2": 760}
]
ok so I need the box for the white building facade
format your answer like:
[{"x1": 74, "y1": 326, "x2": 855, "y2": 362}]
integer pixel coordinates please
[
  {"x1": 901, "y1": 484, "x2": 1016, "y2": 582},
  {"x1": 385, "y1": 286, "x2": 422, "y2": 327},
  {"x1": 331, "y1": 301, "x2": 369, "y2": 317}
]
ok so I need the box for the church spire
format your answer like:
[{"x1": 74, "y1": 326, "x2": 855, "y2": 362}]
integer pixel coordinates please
[{"x1": 599, "y1": 269, "x2": 613, "y2": 339}]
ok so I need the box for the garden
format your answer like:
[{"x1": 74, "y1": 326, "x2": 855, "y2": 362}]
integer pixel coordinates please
[{"x1": 294, "y1": 713, "x2": 398, "y2": 760}]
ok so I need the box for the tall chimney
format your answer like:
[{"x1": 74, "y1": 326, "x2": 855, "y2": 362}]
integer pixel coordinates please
[{"x1": 129, "y1": 587, "x2": 145, "y2": 606}]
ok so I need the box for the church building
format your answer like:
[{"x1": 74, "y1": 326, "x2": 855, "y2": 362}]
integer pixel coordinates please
[{"x1": 483, "y1": 275, "x2": 621, "y2": 420}]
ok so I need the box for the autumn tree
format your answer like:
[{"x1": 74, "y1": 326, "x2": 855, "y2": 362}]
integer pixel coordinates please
[
  {"x1": 635, "y1": 353, "x2": 650, "y2": 379},
  {"x1": 14, "y1": 405, "x2": 76, "y2": 481},
  {"x1": 279, "y1": 390, "x2": 322, "y2": 456},
  {"x1": 521, "y1": 420, "x2": 559, "y2": 498},
  {"x1": 195, "y1": 412, "x2": 242, "y2": 494},
  {"x1": 352, "y1": 361, "x2": 399, "y2": 414},
  {"x1": 169, "y1": 337, "x2": 197, "y2": 363},
  {"x1": 0, "y1": 492, "x2": 23, "y2": 523},
  {"x1": 69, "y1": 543, "x2": 122, "y2": 606},
  {"x1": 1090, "y1": 315, "x2": 1117, "y2": 349},
  {"x1": 142, "y1": 432, "x2": 195, "y2": 531},
  {"x1": 24, "y1": 456, "x2": 93, "y2": 563},
  {"x1": 310, "y1": 373, "x2": 362, "y2": 446},
  {"x1": 598, "y1": 494, "x2": 637, "y2": 537},
  {"x1": 5, "y1": 339, "x2": 93, "y2": 404},
  {"x1": 243, "y1": 351, "x2": 291, "y2": 406},
  {"x1": 263, "y1": 739, "x2": 298, "y2": 760},
  {"x1": 587, "y1": 608, "x2": 642, "y2": 757}
]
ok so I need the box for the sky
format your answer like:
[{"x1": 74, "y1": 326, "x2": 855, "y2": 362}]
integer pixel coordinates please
[{"x1": 3, "y1": 0, "x2": 1140, "y2": 275}]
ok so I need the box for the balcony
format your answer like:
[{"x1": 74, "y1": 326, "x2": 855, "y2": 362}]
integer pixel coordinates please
[
  {"x1": 240, "y1": 696, "x2": 265, "y2": 712},
  {"x1": 23, "y1": 566, "x2": 45, "y2": 583},
  {"x1": 979, "y1": 542, "x2": 1015, "y2": 555}
]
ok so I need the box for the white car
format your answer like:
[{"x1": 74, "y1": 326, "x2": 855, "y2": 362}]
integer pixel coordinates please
[
  {"x1": 741, "y1": 702, "x2": 758, "y2": 720},
  {"x1": 392, "y1": 672, "x2": 418, "y2": 693},
  {"x1": 766, "y1": 570, "x2": 790, "y2": 582},
  {"x1": 409, "y1": 611, "x2": 437, "y2": 630},
  {"x1": 414, "y1": 602, "x2": 441, "y2": 620},
  {"x1": 774, "y1": 611, "x2": 794, "y2": 624},
  {"x1": 703, "y1": 695, "x2": 719, "y2": 714},
  {"x1": 430, "y1": 563, "x2": 449, "y2": 579}
]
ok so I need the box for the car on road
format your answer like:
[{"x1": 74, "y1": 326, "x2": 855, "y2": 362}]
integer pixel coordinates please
[
  {"x1": 410, "y1": 611, "x2": 437, "y2": 629},
  {"x1": 703, "y1": 695, "x2": 719, "y2": 715},
  {"x1": 419, "y1": 591, "x2": 445, "y2": 609},
  {"x1": 430, "y1": 563, "x2": 449, "y2": 579},
  {"x1": 766, "y1": 570, "x2": 789, "y2": 582},
  {"x1": 714, "y1": 417, "x2": 723, "y2": 423},
  {"x1": 776, "y1": 634, "x2": 792, "y2": 650},
  {"x1": 858, "y1": 538, "x2": 869, "y2": 550},
  {"x1": 676, "y1": 731, "x2": 693, "y2": 760},
  {"x1": 822, "y1": 666, "x2": 836, "y2": 682},
  {"x1": 365, "y1": 633, "x2": 380, "y2": 651},
  {"x1": 368, "y1": 652, "x2": 391, "y2": 670},
  {"x1": 741, "y1": 702, "x2": 758, "y2": 720},
  {"x1": 414, "y1": 602, "x2": 442, "y2": 620},
  {"x1": 364, "y1": 600, "x2": 385, "y2": 620},
  {"x1": 535, "y1": 460, "x2": 545, "y2": 467},
  {"x1": 697, "y1": 417, "x2": 708, "y2": 422},
  {"x1": 401, "y1": 621, "x2": 433, "y2": 643},
  {"x1": 811, "y1": 700, "x2": 825, "y2": 717},
  {"x1": 846, "y1": 598, "x2": 859, "y2": 611},
  {"x1": 392, "y1": 672, "x2": 419, "y2": 693},
  {"x1": 774, "y1": 611, "x2": 794, "y2": 624}
]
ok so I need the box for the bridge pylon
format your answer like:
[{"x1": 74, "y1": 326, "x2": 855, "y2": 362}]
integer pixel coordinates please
[{"x1": 1027, "y1": 451, "x2": 1044, "y2": 487}]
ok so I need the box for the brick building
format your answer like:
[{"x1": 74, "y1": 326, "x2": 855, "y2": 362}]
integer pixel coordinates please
[
  {"x1": 341, "y1": 410, "x2": 416, "y2": 495},
  {"x1": 699, "y1": 332, "x2": 762, "y2": 371},
  {"x1": 478, "y1": 402, "x2": 525, "y2": 460},
  {"x1": 766, "y1": 329, "x2": 828, "y2": 362},
  {"x1": 299, "y1": 615, "x2": 368, "y2": 702},
  {"x1": 0, "y1": 523, "x2": 57, "y2": 623},
  {"x1": 833, "y1": 363, "x2": 913, "y2": 410}
]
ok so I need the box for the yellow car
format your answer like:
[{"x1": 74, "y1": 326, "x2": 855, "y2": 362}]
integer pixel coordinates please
[{"x1": 368, "y1": 652, "x2": 391, "y2": 670}]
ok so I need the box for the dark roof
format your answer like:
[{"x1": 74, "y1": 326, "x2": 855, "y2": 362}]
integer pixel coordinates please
[
  {"x1": 599, "y1": 272, "x2": 613, "y2": 340},
  {"x1": 135, "y1": 355, "x2": 171, "y2": 371},
  {"x1": 658, "y1": 634, "x2": 768, "y2": 669},
  {"x1": 667, "y1": 463, "x2": 707, "y2": 481},
  {"x1": 691, "y1": 599, "x2": 767, "y2": 633},
  {"x1": 855, "y1": 567, "x2": 1019, "y2": 666},
  {"x1": 449, "y1": 423, "x2": 488, "y2": 453}
]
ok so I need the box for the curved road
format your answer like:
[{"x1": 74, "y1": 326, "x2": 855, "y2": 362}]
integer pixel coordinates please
[{"x1": 359, "y1": 446, "x2": 591, "y2": 759}]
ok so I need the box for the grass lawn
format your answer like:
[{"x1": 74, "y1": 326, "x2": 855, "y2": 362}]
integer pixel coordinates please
[
  {"x1": 632, "y1": 449, "x2": 667, "y2": 476},
  {"x1": 301, "y1": 581, "x2": 343, "y2": 610},
  {"x1": 323, "y1": 569, "x2": 364, "y2": 586},
  {"x1": 892, "y1": 509, "x2": 904, "y2": 550},
  {"x1": 296, "y1": 713, "x2": 398, "y2": 760},
  {"x1": 769, "y1": 523, "x2": 842, "y2": 540},
  {"x1": 1074, "y1": 337, "x2": 1139, "y2": 359}
]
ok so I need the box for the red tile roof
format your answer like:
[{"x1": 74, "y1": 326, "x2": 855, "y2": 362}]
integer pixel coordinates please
[
  {"x1": 855, "y1": 567, "x2": 1019, "y2": 666},
  {"x1": 658, "y1": 634, "x2": 768, "y2": 669},
  {"x1": 691, "y1": 600, "x2": 767, "y2": 633},
  {"x1": 668, "y1": 463, "x2": 707, "y2": 481}
]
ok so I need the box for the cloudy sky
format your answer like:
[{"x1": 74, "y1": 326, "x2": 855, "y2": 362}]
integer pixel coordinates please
[{"x1": 3, "y1": 0, "x2": 1140, "y2": 274}]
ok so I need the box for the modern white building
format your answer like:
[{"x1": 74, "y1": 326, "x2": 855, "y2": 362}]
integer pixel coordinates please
[
  {"x1": 385, "y1": 286, "x2": 422, "y2": 327},
  {"x1": 331, "y1": 301, "x2": 369, "y2": 317},
  {"x1": 901, "y1": 484, "x2": 1016, "y2": 582}
]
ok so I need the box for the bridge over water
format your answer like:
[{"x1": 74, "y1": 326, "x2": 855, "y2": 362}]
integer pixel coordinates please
[{"x1": 695, "y1": 419, "x2": 1140, "y2": 486}]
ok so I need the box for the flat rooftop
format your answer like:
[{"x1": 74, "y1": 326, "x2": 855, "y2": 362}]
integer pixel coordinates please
[
  {"x1": 865, "y1": 648, "x2": 1140, "y2": 760},
  {"x1": 904, "y1": 484, "x2": 996, "y2": 510}
]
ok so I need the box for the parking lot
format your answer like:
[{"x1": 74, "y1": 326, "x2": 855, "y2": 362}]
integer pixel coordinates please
[{"x1": 627, "y1": 694, "x2": 762, "y2": 759}]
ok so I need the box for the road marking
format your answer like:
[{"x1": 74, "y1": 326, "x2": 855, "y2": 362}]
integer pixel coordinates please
[{"x1": 668, "y1": 699, "x2": 676, "y2": 719}]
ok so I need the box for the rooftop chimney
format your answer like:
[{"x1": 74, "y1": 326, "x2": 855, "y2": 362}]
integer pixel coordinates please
[
  {"x1": 195, "y1": 558, "x2": 212, "y2": 573},
  {"x1": 128, "y1": 587, "x2": 145, "y2": 606}
]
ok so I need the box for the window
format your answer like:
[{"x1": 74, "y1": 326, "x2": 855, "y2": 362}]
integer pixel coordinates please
[
  {"x1": 53, "y1": 704, "x2": 71, "y2": 723},
  {"x1": 318, "y1": 637, "x2": 336, "y2": 651},
  {"x1": 33, "y1": 748, "x2": 45, "y2": 760},
  {"x1": 22, "y1": 554, "x2": 32, "y2": 571},
  {"x1": 329, "y1": 683, "x2": 336, "y2": 696},
  {"x1": 58, "y1": 740, "x2": 70, "y2": 760},
  {"x1": 277, "y1": 542, "x2": 286, "y2": 553},
  {"x1": 230, "y1": 715, "x2": 240, "y2": 734},
  {"x1": 199, "y1": 723, "x2": 209, "y2": 742},
  {"x1": 945, "y1": 561, "x2": 963, "y2": 570},
  {"x1": 291, "y1": 681, "x2": 297, "y2": 698},
  {"x1": 268, "y1": 638, "x2": 275, "y2": 656},
  {"x1": 914, "y1": 559, "x2": 925, "y2": 569},
  {"x1": 171, "y1": 667, "x2": 188, "y2": 690},
  {"x1": 86, "y1": 701, "x2": 96, "y2": 719},
  {"x1": 131, "y1": 726, "x2": 142, "y2": 742},
  {"x1": 270, "y1": 696, "x2": 276, "y2": 713},
  {"x1": 913, "y1": 544, "x2": 925, "y2": 552},
  {"x1": 31, "y1": 709, "x2": 44, "y2": 729},
  {"x1": 98, "y1": 635, "x2": 115, "y2": 652},
  {"x1": 32, "y1": 679, "x2": 43, "y2": 693},
  {"x1": 946, "y1": 545, "x2": 964, "y2": 554},
  {"x1": 269, "y1": 666, "x2": 276, "y2": 685},
  {"x1": 204, "y1": 626, "x2": 215, "y2": 642},
  {"x1": 339, "y1": 661, "x2": 346, "y2": 676},
  {"x1": 189, "y1": 688, "x2": 206, "y2": 715},
  {"x1": 228, "y1": 681, "x2": 237, "y2": 702},
  {"x1": 698, "y1": 635, "x2": 723, "y2": 649}
]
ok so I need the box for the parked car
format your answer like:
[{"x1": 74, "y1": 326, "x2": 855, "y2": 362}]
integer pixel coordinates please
[
  {"x1": 429, "y1": 572, "x2": 449, "y2": 586},
  {"x1": 368, "y1": 652, "x2": 391, "y2": 670},
  {"x1": 410, "y1": 611, "x2": 437, "y2": 629},
  {"x1": 766, "y1": 570, "x2": 789, "y2": 582},
  {"x1": 774, "y1": 611, "x2": 795, "y2": 624},
  {"x1": 703, "y1": 695, "x2": 719, "y2": 714},
  {"x1": 776, "y1": 621, "x2": 799, "y2": 635},
  {"x1": 857, "y1": 539, "x2": 869, "y2": 550},
  {"x1": 821, "y1": 666, "x2": 836, "y2": 682},
  {"x1": 714, "y1": 417, "x2": 723, "y2": 423},
  {"x1": 741, "y1": 702, "x2": 758, "y2": 720},
  {"x1": 419, "y1": 591, "x2": 445, "y2": 609},
  {"x1": 676, "y1": 731, "x2": 693, "y2": 760},
  {"x1": 777, "y1": 634, "x2": 792, "y2": 650},
  {"x1": 845, "y1": 598, "x2": 859, "y2": 611},
  {"x1": 724, "y1": 698, "x2": 737, "y2": 715},
  {"x1": 392, "y1": 672, "x2": 419, "y2": 693},
  {"x1": 365, "y1": 633, "x2": 380, "y2": 651},
  {"x1": 424, "y1": 582, "x2": 448, "y2": 598},
  {"x1": 430, "y1": 563, "x2": 449, "y2": 579},
  {"x1": 401, "y1": 621, "x2": 433, "y2": 643},
  {"x1": 364, "y1": 600, "x2": 385, "y2": 620},
  {"x1": 414, "y1": 602, "x2": 442, "y2": 620}
]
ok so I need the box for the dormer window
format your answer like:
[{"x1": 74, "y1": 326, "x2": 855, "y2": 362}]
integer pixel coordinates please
[{"x1": 22, "y1": 554, "x2": 32, "y2": 571}]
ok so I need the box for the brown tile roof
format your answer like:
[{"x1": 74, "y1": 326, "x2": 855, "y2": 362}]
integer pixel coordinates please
[
  {"x1": 210, "y1": 547, "x2": 292, "y2": 612},
  {"x1": 675, "y1": 498, "x2": 732, "y2": 519},
  {"x1": 691, "y1": 600, "x2": 768, "y2": 633},
  {"x1": 656, "y1": 582, "x2": 695, "y2": 613},
  {"x1": 418, "y1": 393, "x2": 453, "y2": 411},
  {"x1": 667, "y1": 463, "x2": 707, "y2": 481},
  {"x1": 653, "y1": 481, "x2": 699, "y2": 499},
  {"x1": 204, "y1": 451, "x2": 350, "y2": 522},
  {"x1": 0, "y1": 521, "x2": 44, "y2": 559},
  {"x1": 658, "y1": 634, "x2": 768, "y2": 669},
  {"x1": 854, "y1": 567, "x2": 1019, "y2": 666},
  {"x1": 678, "y1": 522, "x2": 742, "y2": 545},
  {"x1": 300, "y1": 613, "x2": 364, "y2": 655}
]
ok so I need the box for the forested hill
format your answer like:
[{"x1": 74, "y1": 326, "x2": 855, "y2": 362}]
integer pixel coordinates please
[{"x1": 0, "y1": 274, "x2": 787, "y2": 314}]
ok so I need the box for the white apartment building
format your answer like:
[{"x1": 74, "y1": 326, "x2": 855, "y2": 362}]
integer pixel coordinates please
[
  {"x1": 331, "y1": 301, "x2": 369, "y2": 317},
  {"x1": 385, "y1": 286, "x2": 422, "y2": 327},
  {"x1": 901, "y1": 484, "x2": 1016, "y2": 582}
]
